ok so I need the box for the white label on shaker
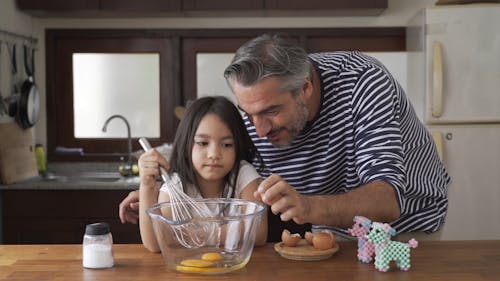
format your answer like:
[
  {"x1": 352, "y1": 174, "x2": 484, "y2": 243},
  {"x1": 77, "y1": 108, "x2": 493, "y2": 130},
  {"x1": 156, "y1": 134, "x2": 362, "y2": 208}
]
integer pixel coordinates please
[{"x1": 83, "y1": 244, "x2": 114, "y2": 269}]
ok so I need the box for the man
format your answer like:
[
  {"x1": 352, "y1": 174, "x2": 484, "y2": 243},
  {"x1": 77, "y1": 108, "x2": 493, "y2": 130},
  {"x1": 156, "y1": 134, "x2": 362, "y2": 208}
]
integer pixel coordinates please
[{"x1": 120, "y1": 34, "x2": 450, "y2": 239}]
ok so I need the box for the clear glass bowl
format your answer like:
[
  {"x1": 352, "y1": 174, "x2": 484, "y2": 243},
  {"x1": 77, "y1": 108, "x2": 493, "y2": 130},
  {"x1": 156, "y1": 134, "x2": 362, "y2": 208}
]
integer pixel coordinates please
[{"x1": 146, "y1": 198, "x2": 266, "y2": 274}]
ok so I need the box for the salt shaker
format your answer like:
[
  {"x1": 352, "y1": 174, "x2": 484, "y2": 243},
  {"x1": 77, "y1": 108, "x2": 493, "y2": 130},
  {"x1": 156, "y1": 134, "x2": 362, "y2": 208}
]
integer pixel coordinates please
[{"x1": 82, "y1": 222, "x2": 114, "y2": 269}]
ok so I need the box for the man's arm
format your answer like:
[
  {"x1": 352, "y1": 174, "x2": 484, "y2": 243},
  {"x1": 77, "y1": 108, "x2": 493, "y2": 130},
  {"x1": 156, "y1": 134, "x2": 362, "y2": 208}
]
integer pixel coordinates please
[
  {"x1": 255, "y1": 174, "x2": 400, "y2": 228},
  {"x1": 305, "y1": 180, "x2": 400, "y2": 228}
]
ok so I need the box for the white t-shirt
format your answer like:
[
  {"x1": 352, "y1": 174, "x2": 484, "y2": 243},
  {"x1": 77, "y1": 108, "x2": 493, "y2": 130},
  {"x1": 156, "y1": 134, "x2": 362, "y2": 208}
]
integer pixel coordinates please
[{"x1": 160, "y1": 160, "x2": 260, "y2": 199}]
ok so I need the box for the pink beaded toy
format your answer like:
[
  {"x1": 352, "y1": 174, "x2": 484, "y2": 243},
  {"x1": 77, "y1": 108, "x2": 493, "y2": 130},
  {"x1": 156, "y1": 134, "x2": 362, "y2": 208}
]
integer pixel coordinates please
[
  {"x1": 347, "y1": 216, "x2": 375, "y2": 263},
  {"x1": 365, "y1": 222, "x2": 418, "y2": 272}
]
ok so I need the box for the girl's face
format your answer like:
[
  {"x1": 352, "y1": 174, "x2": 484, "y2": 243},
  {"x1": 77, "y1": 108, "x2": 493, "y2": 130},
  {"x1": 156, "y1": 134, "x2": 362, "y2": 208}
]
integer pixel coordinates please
[{"x1": 192, "y1": 113, "x2": 236, "y2": 194}]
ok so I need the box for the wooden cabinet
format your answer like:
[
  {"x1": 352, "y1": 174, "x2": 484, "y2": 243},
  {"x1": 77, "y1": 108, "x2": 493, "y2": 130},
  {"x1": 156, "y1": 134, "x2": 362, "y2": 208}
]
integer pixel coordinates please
[
  {"x1": 16, "y1": 0, "x2": 181, "y2": 15},
  {"x1": 16, "y1": 0, "x2": 387, "y2": 16},
  {"x1": 16, "y1": 0, "x2": 100, "y2": 10},
  {"x1": 182, "y1": 0, "x2": 264, "y2": 11},
  {"x1": 1, "y1": 190, "x2": 141, "y2": 244},
  {"x1": 100, "y1": 0, "x2": 181, "y2": 12},
  {"x1": 265, "y1": 0, "x2": 387, "y2": 10}
]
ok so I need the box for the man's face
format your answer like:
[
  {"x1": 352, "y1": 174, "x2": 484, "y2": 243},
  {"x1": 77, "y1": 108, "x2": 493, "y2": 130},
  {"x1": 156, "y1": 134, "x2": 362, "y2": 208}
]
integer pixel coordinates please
[{"x1": 231, "y1": 76, "x2": 309, "y2": 148}]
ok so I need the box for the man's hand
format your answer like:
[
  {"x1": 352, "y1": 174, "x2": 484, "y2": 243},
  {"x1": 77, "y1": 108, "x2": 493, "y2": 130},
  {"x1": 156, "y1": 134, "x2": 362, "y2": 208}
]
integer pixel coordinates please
[
  {"x1": 254, "y1": 174, "x2": 312, "y2": 225},
  {"x1": 119, "y1": 190, "x2": 140, "y2": 224}
]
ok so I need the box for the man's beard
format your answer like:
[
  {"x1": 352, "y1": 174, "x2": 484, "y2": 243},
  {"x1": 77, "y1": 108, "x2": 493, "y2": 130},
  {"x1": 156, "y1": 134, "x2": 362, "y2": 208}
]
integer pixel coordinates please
[{"x1": 269, "y1": 98, "x2": 309, "y2": 148}]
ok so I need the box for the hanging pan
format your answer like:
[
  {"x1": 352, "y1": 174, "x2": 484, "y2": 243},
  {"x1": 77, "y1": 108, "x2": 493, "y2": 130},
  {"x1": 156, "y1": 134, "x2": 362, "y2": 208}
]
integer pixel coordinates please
[
  {"x1": 18, "y1": 44, "x2": 40, "y2": 129},
  {"x1": 3, "y1": 44, "x2": 40, "y2": 129},
  {"x1": 0, "y1": 40, "x2": 7, "y2": 115}
]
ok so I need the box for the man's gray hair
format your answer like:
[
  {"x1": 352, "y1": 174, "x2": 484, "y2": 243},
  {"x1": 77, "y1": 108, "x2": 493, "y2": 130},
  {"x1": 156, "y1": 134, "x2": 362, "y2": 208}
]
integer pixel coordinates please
[{"x1": 224, "y1": 33, "x2": 312, "y2": 96}]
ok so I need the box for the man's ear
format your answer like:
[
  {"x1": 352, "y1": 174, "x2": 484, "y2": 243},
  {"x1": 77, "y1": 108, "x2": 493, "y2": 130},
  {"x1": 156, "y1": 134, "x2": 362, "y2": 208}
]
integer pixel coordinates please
[{"x1": 301, "y1": 76, "x2": 314, "y2": 100}]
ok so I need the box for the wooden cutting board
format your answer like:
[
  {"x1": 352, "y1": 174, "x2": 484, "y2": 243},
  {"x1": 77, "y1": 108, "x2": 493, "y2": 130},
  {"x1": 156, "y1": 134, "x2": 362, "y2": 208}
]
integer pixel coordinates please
[{"x1": 0, "y1": 122, "x2": 39, "y2": 184}]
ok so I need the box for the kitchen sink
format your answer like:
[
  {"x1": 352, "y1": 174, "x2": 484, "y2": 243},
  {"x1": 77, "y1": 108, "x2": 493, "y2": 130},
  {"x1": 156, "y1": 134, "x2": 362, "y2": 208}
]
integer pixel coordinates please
[
  {"x1": 41, "y1": 171, "x2": 125, "y2": 183},
  {"x1": 74, "y1": 172, "x2": 124, "y2": 182}
]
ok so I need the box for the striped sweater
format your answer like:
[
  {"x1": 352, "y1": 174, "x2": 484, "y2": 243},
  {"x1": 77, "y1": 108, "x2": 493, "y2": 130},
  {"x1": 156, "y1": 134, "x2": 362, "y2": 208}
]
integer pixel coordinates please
[{"x1": 246, "y1": 51, "x2": 451, "y2": 234}]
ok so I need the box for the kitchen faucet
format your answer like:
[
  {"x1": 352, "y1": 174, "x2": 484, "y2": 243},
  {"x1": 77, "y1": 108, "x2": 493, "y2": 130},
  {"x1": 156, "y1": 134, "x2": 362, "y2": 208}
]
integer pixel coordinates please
[{"x1": 102, "y1": 114, "x2": 133, "y2": 175}]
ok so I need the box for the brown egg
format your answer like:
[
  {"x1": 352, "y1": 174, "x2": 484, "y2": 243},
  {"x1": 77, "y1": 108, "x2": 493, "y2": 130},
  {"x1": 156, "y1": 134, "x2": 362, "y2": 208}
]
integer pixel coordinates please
[
  {"x1": 312, "y1": 231, "x2": 336, "y2": 250},
  {"x1": 281, "y1": 229, "x2": 301, "y2": 247},
  {"x1": 304, "y1": 231, "x2": 314, "y2": 245}
]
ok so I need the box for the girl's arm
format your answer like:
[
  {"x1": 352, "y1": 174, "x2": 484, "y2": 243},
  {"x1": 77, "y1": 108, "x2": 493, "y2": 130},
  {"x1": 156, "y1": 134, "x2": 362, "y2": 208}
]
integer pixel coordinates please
[
  {"x1": 138, "y1": 149, "x2": 168, "y2": 252},
  {"x1": 240, "y1": 178, "x2": 268, "y2": 246}
]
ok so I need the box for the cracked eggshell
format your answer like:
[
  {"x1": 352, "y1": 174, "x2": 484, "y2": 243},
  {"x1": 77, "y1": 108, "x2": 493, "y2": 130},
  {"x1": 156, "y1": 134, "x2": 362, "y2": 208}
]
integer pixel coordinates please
[
  {"x1": 305, "y1": 231, "x2": 314, "y2": 245},
  {"x1": 312, "y1": 231, "x2": 336, "y2": 250},
  {"x1": 281, "y1": 229, "x2": 301, "y2": 247}
]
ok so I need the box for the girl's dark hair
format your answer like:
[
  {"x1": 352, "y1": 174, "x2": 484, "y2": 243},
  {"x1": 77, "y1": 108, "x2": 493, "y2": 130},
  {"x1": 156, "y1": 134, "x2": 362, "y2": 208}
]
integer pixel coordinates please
[{"x1": 169, "y1": 96, "x2": 263, "y2": 197}]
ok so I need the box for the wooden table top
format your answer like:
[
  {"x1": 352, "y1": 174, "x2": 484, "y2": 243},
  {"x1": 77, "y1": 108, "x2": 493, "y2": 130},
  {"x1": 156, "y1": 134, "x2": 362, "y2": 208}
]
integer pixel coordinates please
[{"x1": 1, "y1": 241, "x2": 499, "y2": 281}]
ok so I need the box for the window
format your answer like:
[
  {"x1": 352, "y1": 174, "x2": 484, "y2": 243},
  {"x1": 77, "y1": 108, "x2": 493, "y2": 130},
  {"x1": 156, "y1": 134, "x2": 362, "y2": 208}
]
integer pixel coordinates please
[
  {"x1": 72, "y1": 53, "x2": 160, "y2": 138},
  {"x1": 46, "y1": 33, "x2": 178, "y2": 161}
]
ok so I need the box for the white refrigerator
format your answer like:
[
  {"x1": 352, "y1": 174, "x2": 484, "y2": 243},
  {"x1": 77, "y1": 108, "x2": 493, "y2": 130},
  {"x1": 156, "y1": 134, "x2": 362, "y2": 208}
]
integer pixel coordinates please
[{"x1": 407, "y1": 4, "x2": 500, "y2": 240}]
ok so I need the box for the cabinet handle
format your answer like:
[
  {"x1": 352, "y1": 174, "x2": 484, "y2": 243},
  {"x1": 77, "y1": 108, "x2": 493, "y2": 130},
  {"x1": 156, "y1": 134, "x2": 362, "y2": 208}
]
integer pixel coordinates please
[
  {"x1": 432, "y1": 41, "x2": 443, "y2": 118},
  {"x1": 431, "y1": 131, "x2": 444, "y2": 161}
]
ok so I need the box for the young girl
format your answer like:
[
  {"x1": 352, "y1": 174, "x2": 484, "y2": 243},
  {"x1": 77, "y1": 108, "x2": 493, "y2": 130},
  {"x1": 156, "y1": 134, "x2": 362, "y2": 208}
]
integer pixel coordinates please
[{"x1": 138, "y1": 96, "x2": 267, "y2": 252}]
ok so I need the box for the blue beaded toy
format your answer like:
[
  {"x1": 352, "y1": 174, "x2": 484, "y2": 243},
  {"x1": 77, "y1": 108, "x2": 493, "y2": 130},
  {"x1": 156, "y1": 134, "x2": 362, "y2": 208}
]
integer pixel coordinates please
[{"x1": 365, "y1": 222, "x2": 418, "y2": 272}]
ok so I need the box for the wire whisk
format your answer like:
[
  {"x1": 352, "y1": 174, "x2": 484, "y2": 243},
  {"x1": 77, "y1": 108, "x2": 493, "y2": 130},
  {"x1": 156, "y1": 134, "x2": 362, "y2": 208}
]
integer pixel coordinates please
[{"x1": 139, "y1": 137, "x2": 217, "y2": 248}]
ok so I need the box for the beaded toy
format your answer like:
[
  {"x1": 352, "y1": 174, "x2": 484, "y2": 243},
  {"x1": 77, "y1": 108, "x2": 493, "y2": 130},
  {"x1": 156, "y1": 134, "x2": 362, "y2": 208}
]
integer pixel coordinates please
[
  {"x1": 365, "y1": 222, "x2": 418, "y2": 272},
  {"x1": 347, "y1": 216, "x2": 375, "y2": 263}
]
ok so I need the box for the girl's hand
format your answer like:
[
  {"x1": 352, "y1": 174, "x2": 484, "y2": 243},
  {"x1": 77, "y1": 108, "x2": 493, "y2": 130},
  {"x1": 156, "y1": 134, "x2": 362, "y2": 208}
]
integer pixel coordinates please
[{"x1": 138, "y1": 149, "x2": 170, "y2": 191}]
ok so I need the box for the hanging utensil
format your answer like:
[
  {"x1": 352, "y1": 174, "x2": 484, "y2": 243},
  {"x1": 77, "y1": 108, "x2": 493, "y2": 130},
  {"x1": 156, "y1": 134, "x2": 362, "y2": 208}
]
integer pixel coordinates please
[
  {"x1": 0, "y1": 40, "x2": 7, "y2": 116},
  {"x1": 4, "y1": 43, "x2": 20, "y2": 117},
  {"x1": 17, "y1": 44, "x2": 40, "y2": 129},
  {"x1": 3, "y1": 43, "x2": 40, "y2": 129}
]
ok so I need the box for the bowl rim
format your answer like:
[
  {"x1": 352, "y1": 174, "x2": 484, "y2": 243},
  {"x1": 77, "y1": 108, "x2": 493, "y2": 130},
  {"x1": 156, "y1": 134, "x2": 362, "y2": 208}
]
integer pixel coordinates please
[{"x1": 146, "y1": 198, "x2": 267, "y2": 225}]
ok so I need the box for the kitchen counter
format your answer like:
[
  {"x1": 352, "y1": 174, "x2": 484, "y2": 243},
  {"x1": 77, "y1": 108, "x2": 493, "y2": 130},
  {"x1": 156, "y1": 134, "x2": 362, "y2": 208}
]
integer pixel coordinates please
[
  {"x1": 1, "y1": 241, "x2": 499, "y2": 281},
  {"x1": 0, "y1": 162, "x2": 139, "y2": 190},
  {"x1": 0, "y1": 175, "x2": 139, "y2": 190}
]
